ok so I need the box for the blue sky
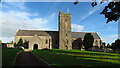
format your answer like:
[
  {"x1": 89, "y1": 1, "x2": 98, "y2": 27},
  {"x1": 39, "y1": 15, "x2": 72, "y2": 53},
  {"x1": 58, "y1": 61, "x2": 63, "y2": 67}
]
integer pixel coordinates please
[{"x1": 0, "y1": 2, "x2": 119, "y2": 44}]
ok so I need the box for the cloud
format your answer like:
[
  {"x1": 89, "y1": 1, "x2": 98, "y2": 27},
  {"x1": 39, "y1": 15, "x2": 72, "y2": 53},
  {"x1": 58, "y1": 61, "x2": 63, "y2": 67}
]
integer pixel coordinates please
[
  {"x1": 5, "y1": 10, "x2": 33, "y2": 20},
  {"x1": 2, "y1": 37, "x2": 13, "y2": 43},
  {"x1": 1, "y1": 10, "x2": 51, "y2": 42},
  {"x1": 78, "y1": 3, "x2": 107, "y2": 22},
  {"x1": 72, "y1": 24, "x2": 84, "y2": 32},
  {"x1": 102, "y1": 35, "x2": 118, "y2": 44},
  {"x1": 1, "y1": 3, "x2": 56, "y2": 43},
  {"x1": 2, "y1": 2, "x2": 26, "y2": 10},
  {"x1": 2, "y1": 0, "x2": 27, "y2": 2},
  {"x1": 47, "y1": 13, "x2": 57, "y2": 22},
  {"x1": 7, "y1": 2, "x2": 26, "y2": 10}
]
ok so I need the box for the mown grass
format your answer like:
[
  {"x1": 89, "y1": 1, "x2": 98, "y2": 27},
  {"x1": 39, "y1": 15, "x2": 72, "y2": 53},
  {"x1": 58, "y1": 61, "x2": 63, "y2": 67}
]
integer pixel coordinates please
[
  {"x1": 33, "y1": 49, "x2": 120, "y2": 68},
  {"x1": 2, "y1": 48, "x2": 21, "y2": 68}
]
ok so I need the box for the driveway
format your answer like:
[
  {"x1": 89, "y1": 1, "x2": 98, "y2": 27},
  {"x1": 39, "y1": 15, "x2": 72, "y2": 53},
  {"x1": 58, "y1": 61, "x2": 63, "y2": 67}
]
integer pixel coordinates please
[{"x1": 14, "y1": 51, "x2": 51, "y2": 68}]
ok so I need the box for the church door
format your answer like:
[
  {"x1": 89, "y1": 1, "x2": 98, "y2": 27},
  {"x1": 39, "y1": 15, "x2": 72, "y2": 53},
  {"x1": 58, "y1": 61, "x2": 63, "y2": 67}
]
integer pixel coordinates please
[
  {"x1": 65, "y1": 45, "x2": 68, "y2": 49},
  {"x1": 33, "y1": 44, "x2": 38, "y2": 49}
]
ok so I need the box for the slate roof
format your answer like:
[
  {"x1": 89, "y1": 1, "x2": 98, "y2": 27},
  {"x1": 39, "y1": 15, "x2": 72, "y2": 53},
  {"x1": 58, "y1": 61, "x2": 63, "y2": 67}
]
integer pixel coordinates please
[
  {"x1": 15, "y1": 30, "x2": 101, "y2": 39},
  {"x1": 71, "y1": 32, "x2": 100, "y2": 39}
]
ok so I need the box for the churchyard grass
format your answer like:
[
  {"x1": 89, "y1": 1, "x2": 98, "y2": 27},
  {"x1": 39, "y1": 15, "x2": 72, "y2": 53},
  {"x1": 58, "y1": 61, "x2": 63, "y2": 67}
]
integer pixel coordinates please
[
  {"x1": 2, "y1": 48, "x2": 21, "y2": 67},
  {"x1": 33, "y1": 49, "x2": 120, "y2": 67}
]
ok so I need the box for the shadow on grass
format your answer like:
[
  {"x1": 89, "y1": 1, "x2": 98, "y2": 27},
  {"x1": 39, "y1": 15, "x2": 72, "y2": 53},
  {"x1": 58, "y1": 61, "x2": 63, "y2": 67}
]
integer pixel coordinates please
[
  {"x1": 73, "y1": 55, "x2": 118, "y2": 60},
  {"x1": 49, "y1": 49, "x2": 119, "y2": 56},
  {"x1": 33, "y1": 50, "x2": 120, "y2": 68}
]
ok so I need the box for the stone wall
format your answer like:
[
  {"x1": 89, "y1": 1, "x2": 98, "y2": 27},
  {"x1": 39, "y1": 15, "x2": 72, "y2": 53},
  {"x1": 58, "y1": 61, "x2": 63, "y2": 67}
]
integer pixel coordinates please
[
  {"x1": 59, "y1": 11, "x2": 72, "y2": 49},
  {"x1": 14, "y1": 34, "x2": 52, "y2": 50},
  {"x1": 93, "y1": 39, "x2": 102, "y2": 47}
]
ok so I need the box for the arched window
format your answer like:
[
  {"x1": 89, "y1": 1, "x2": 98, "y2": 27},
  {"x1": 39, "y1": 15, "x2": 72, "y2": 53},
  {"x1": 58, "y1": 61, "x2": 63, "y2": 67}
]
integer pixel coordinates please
[
  {"x1": 49, "y1": 39, "x2": 51, "y2": 49},
  {"x1": 45, "y1": 39, "x2": 48, "y2": 44},
  {"x1": 100, "y1": 40, "x2": 102, "y2": 45},
  {"x1": 66, "y1": 39, "x2": 68, "y2": 44},
  {"x1": 95, "y1": 40, "x2": 98, "y2": 46}
]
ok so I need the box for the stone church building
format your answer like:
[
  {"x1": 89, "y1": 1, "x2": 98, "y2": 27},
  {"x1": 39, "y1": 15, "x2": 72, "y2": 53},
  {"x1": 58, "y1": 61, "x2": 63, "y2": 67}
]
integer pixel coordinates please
[{"x1": 14, "y1": 11, "x2": 102, "y2": 50}]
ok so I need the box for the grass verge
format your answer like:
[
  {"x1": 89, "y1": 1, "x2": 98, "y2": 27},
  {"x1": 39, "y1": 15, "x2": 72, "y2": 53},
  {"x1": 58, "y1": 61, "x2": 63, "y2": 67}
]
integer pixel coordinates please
[
  {"x1": 33, "y1": 49, "x2": 120, "y2": 68},
  {"x1": 2, "y1": 48, "x2": 21, "y2": 68}
]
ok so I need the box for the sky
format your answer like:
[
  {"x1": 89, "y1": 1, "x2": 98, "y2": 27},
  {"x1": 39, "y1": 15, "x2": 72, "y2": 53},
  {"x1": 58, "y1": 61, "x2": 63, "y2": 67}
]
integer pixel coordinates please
[{"x1": 0, "y1": 2, "x2": 119, "y2": 44}]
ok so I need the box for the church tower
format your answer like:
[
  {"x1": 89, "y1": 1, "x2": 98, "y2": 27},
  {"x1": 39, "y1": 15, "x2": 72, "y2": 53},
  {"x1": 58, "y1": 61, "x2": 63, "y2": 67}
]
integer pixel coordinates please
[{"x1": 59, "y1": 11, "x2": 72, "y2": 49}]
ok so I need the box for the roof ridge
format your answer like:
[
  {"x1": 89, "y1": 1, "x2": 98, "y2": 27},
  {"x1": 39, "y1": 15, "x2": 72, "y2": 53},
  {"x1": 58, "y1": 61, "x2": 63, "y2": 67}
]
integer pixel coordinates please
[
  {"x1": 16, "y1": 30, "x2": 100, "y2": 39},
  {"x1": 18, "y1": 30, "x2": 97, "y2": 33},
  {"x1": 18, "y1": 30, "x2": 58, "y2": 32},
  {"x1": 72, "y1": 32, "x2": 97, "y2": 33}
]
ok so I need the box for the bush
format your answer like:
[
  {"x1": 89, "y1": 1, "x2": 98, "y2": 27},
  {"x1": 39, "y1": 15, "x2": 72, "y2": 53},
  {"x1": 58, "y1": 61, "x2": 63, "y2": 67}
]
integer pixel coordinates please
[
  {"x1": 83, "y1": 33, "x2": 94, "y2": 50},
  {"x1": 42, "y1": 48, "x2": 49, "y2": 50}
]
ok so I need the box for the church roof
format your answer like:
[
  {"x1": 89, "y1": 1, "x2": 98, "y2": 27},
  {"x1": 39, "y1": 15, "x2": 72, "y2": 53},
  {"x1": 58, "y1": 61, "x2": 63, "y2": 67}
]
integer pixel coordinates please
[
  {"x1": 15, "y1": 30, "x2": 101, "y2": 39},
  {"x1": 15, "y1": 30, "x2": 59, "y2": 38},
  {"x1": 71, "y1": 32, "x2": 101, "y2": 39}
]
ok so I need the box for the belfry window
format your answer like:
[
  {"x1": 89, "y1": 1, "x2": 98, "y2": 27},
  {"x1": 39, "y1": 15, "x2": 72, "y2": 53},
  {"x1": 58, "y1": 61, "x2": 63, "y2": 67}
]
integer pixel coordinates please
[
  {"x1": 46, "y1": 39, "x2": 48, "y2": 44},
  {"x1": 66, "y1": 34, "x2": 67, "y2": 36},
  {"x1": 65, "y1": 19, "x2": 67, "y2": 22}
]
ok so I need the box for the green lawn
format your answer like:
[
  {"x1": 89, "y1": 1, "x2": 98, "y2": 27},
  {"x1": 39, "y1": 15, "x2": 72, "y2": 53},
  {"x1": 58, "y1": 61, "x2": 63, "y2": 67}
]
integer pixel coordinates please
[
  {"x1": 33, "y1": 49, "x2": 120, "y2": 68},
  {"x1": 2, "y1": 48, "x2": 21, "y2": 68}
]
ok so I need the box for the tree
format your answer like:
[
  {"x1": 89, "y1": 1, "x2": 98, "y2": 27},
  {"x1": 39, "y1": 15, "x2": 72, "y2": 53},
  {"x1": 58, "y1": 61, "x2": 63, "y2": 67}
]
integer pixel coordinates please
[
  {"x1": 72, "y1": 38, "x2": 83, "y2": 50},
  {"x1": 107, "y1": 43, "x2": 111, "y2": 48},
  {"x1": 83, "y1": 33, "x2": 94, "y2": 50},
  {"x1": 0, "y1": 40, "x2": 2, "y2": 43},
  {"x1": 111, "y1": 43, "x2": 116, "y2": 51},
  {"x1": 74, "y1": 0, "x2": 120, "y2": 23},
  {"x1": 11, "y1": 41, "x2": 13, "y2": 44},
  {"x1": 111, "y1": 39, "x2": 120, "y2": 51},
  {"x1": 14, "y1": 43, "x2": 17, "y2": 47},
  {"x1": 17, "y1": 38, "x2": 24, "y2": 47},
  {"x1": 114, "y1": 39, "x2": 120, "y2": 49},
  {"x1": 100, "y1": 1, "x2": 120, "y2": 23},
  {"x1": 24, "y1": 40, "x2": 29, "y2": 49}
]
